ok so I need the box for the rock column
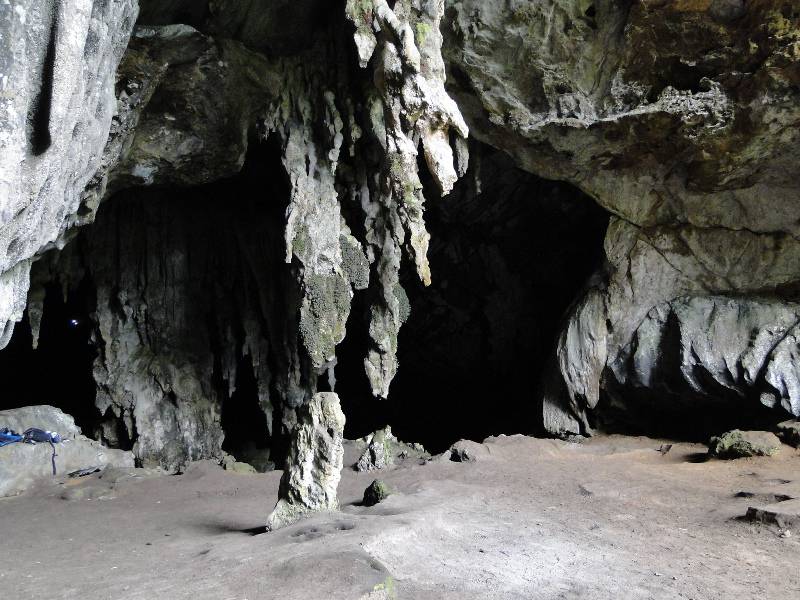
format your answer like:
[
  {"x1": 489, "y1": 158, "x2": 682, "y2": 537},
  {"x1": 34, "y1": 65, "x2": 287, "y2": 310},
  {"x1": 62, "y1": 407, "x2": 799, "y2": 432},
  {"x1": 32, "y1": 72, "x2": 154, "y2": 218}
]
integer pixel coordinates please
[{"x1": 267, "y1": 392, "x2": 346, "y2": 530}]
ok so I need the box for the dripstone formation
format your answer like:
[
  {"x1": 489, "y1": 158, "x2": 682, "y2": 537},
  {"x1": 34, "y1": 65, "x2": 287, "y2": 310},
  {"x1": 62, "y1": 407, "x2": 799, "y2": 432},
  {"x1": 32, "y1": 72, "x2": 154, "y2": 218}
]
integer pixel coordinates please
[{"x1": 1, "y1": 1, "x2": 799, "y2": 522}]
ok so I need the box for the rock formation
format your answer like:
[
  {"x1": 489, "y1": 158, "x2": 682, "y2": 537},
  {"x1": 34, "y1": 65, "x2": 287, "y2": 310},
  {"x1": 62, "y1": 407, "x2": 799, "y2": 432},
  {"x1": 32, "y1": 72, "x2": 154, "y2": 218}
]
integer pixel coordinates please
[
  {"x1": 0, "y1": 0, "x2": 799, "y2": 505},
  {"x1": 267, "y1": 392, "x2": 346, "y2": 530},
  {"x1": 442, "y1": 0, "x2": 800, "y2": 435}
]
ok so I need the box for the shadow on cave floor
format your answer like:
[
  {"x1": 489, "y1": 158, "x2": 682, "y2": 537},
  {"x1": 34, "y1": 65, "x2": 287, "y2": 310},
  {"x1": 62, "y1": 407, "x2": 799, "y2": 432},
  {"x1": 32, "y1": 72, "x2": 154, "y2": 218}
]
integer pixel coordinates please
[
  {"x1": 335, "y1": 142, "x2": 610, "y2": 452},
  {"x1": 0, "y1": 279, "x2": 99, "y2": 435},
  {"x1": 592, "y1": 388, "x2": 788, "y2": 444}
]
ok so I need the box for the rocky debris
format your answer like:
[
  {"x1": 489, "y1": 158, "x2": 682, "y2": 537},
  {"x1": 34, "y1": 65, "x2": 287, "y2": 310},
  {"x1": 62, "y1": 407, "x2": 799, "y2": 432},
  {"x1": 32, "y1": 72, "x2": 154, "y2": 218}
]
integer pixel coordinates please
[
  {"x1": 0, "y1": 406, "x2": 134, "y2": 497},
  {"x1": 708, "y1": 430, "x2": 782, "y2": 459},
  {"x1": 362, "y1": 479, "x2": 391, "y2": 507},
  {"x1": 449, "y1": 447, "x2": 473, "y2": 463},
  {"x1": 745, "y1": 499, "x2": 800, "y2": 529},
  {"x1": 267, "y1": 393, "x2": 346, "y2": 531},
  {"x1": 220, "y1": 452, "x2": 257, "y2": 475},
  {"x1": 777, "y1": 420, "x2": 800, "y2": 448},
  {"x1": 448, "y1": 440, "x2": 490, "y2": 463},
  {"x1": 354, "y1": 426, "x2": 427, "y2": 471}
]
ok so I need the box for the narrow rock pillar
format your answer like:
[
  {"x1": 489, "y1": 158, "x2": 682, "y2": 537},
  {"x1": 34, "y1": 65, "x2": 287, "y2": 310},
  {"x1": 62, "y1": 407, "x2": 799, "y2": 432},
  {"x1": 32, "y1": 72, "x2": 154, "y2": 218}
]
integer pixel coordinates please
[{"x1": 266, "y1": 392, "x2": 346, "y2": 530}]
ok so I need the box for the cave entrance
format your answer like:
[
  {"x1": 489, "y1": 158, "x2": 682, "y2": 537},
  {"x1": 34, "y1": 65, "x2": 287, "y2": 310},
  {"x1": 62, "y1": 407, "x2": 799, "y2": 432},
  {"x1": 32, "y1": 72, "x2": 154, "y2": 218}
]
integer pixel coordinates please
[
  {"x1": 335, "y1": 142, "x2": 610, "y2": 452},
  {"x1": 0, "y1": 278, "x2": 99, "y2": 435}
]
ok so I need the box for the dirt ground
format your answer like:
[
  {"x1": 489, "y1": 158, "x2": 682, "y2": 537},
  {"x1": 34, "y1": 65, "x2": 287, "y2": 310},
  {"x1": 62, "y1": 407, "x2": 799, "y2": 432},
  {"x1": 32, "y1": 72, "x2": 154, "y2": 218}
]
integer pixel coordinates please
[{"x1": 1, "y1": 434, "x2": 799, "y2": 600}]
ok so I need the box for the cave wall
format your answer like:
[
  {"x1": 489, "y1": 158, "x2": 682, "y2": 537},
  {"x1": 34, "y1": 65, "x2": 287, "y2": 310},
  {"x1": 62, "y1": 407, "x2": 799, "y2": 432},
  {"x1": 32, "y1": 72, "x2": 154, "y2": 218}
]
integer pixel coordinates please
[
  {"x1": 0, "y1": 0, "x2": 799, "y2": 471},
  {"x1": 0, "y1": 0, "x2": 136, "y2": 346},
  {"x1": 442, "y1": 0, "x2": 800, "y2": 434},
  {"x1": 31, "y1": 140, "x2": 302, "y2": 469}
]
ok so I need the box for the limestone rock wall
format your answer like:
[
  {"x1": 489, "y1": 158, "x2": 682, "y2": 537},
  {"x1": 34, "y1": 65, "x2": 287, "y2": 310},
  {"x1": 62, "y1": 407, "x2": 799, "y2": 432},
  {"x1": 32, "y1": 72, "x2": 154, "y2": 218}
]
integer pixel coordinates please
[
  {"x1": 0, "y1": 0, "x2": 136, "y2": 347},
  {"x1": 442, "y1": 0, "x2": 800, "y2": 433}
]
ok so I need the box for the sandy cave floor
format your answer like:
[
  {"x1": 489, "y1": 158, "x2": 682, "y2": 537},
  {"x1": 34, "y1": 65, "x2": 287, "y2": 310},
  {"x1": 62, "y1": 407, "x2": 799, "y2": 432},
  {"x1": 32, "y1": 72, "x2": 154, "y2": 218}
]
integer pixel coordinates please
[{"x1": 1, "y1": 434, "x2": 799, "y2": 600}]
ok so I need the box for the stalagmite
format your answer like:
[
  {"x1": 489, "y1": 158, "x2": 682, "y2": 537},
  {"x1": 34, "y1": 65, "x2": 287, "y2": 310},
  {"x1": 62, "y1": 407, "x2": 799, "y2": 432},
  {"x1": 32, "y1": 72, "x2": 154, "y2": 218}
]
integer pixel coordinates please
[{"x1": 266, "y1": 392, "x2": 346, "y2": 531}]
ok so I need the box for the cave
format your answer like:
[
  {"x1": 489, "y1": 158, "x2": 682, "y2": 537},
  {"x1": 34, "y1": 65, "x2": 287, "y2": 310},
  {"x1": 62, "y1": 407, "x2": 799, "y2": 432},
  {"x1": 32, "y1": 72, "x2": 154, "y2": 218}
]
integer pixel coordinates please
[
  {"x1": 2, "y1": 1, "x2": 799, "y2": 597},
  {"x1": 0, "y1": 138, "x2": 610, "y2": 457},
  {"x1": 335, "y1": 143, "x2": 610, "y2": 451},
  {"x1": 0, "y1": 136, "x2": 295, "y2": 466}
]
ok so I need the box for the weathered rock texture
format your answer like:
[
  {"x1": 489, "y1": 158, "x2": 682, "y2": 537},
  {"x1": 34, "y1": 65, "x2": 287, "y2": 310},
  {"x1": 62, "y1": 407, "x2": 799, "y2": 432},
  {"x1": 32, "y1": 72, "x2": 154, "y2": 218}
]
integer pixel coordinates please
[
  {"x1": 0, "y1": 0, "x2": 136, "y2": 347},
  {"x1": 354, "y1": 425, "x2": 427, "y2": 471},
  {"x1": 267, "y1": 392, "x2": 346, "y2": 530},
  {"x1": 708, "y1": 429, "x2": 782, "y2": 459},
  {"x1": 442, "y1": 0, "x2": 800, "y2": 434}
]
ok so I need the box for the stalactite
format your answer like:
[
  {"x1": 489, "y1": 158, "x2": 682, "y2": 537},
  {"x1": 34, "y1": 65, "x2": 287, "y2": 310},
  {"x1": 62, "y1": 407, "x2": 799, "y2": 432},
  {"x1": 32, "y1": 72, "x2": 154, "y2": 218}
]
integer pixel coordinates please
[{"x1": 345, "y1": 0, "x2": 469, "y2": 398}]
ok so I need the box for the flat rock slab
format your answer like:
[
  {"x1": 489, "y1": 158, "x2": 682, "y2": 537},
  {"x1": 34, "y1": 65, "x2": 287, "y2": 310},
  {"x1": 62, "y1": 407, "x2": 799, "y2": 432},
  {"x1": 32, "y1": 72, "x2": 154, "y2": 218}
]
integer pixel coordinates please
[
  {"x1": 746, "y1": 499, "x2": 800, "y2": 529},
  {"x1": 0, "y1": 406, "x2": 134, "y2": 497}
]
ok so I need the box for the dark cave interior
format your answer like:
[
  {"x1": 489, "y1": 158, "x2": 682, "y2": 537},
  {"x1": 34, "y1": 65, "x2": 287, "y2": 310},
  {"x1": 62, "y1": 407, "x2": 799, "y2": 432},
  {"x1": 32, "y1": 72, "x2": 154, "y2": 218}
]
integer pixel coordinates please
[
  {"x1": 335, "y1": 144, "x2": 610, "y2": 451},
  {"x1": 0, "y1": 279, "x2": 98, "y2": 434},
  {"x1": 221, "y1": 355, "x2": 272, "y2": 465},
  {"x1": 0, "y1": 138, "x2": 612, "y2": 457}
]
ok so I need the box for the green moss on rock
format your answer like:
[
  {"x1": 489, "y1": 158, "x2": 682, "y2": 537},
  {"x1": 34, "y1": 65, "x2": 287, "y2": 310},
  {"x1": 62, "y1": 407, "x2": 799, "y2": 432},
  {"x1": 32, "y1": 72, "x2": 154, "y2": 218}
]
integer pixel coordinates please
[
  {"x1": 363, "y1": 479, "x2": 391, "y2": 506},
  {"x1": 708, "y1": 430, "x2": 782, "y2": 459}
]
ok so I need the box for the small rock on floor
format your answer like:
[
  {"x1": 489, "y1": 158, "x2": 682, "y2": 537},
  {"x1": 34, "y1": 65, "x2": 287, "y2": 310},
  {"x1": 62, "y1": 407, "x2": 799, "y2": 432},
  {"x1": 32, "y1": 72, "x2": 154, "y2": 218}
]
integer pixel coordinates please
[{"x1": 363, "y1": 479, "x2": 391, "y2": 507}]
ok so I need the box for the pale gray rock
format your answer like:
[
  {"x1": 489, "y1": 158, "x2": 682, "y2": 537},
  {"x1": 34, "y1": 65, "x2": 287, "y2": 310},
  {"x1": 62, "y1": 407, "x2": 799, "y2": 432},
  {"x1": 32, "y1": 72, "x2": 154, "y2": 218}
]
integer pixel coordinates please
[
  {"x1": 354, "y1": 425, "x2": 427, "y2": 471},
  {"x1": 267, "y1": 392, "x2": 346, "y2": 530},
  {"x1": 610, "y1": 297, "x2": 800, "y2": 419},
  {"x1": 547, "y1": 295, "x2": 800, "y2": 436},
  {"x1": 0, "y1": 0, "x2": 137, "y2": 347},
  {"x1": 0, "y1": 405, "x2": 134, "y2": 497}
]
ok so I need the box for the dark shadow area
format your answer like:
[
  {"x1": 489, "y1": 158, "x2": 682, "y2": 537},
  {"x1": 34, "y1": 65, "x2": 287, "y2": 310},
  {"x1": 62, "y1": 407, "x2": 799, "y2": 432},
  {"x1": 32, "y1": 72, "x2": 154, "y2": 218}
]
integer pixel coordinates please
[
  {"x1": 335, "y1": 142, "x2": 610, "y2": 451},
  {"x1": 221, "y1": 356, "x2": 271, "y2": 464},
  {"x1": 0, "y1": 279, "x2": 99, "y2": 435},
  {"x1": 29, "y1": 0, "x2": 58, "y2": 155},
  {"x1": 594, "y1": 384, "x2": 786, "y2": 443}
]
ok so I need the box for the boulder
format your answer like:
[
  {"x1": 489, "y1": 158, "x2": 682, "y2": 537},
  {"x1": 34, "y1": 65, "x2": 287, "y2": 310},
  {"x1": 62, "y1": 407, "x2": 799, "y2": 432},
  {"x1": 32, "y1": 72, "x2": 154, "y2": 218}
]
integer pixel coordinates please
[
  {"x1": 0, "y1": 406, "x2": 134, "y2": 497},
  {"x1": 708, "y1": 430, "x2": 782, "y2": 459},
  {"x1": 219, "y1": 452, "x2": 257, "y2": 474},
  {"x1": 362, "y1": 479, "x2": 391, "y2": 507}
]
